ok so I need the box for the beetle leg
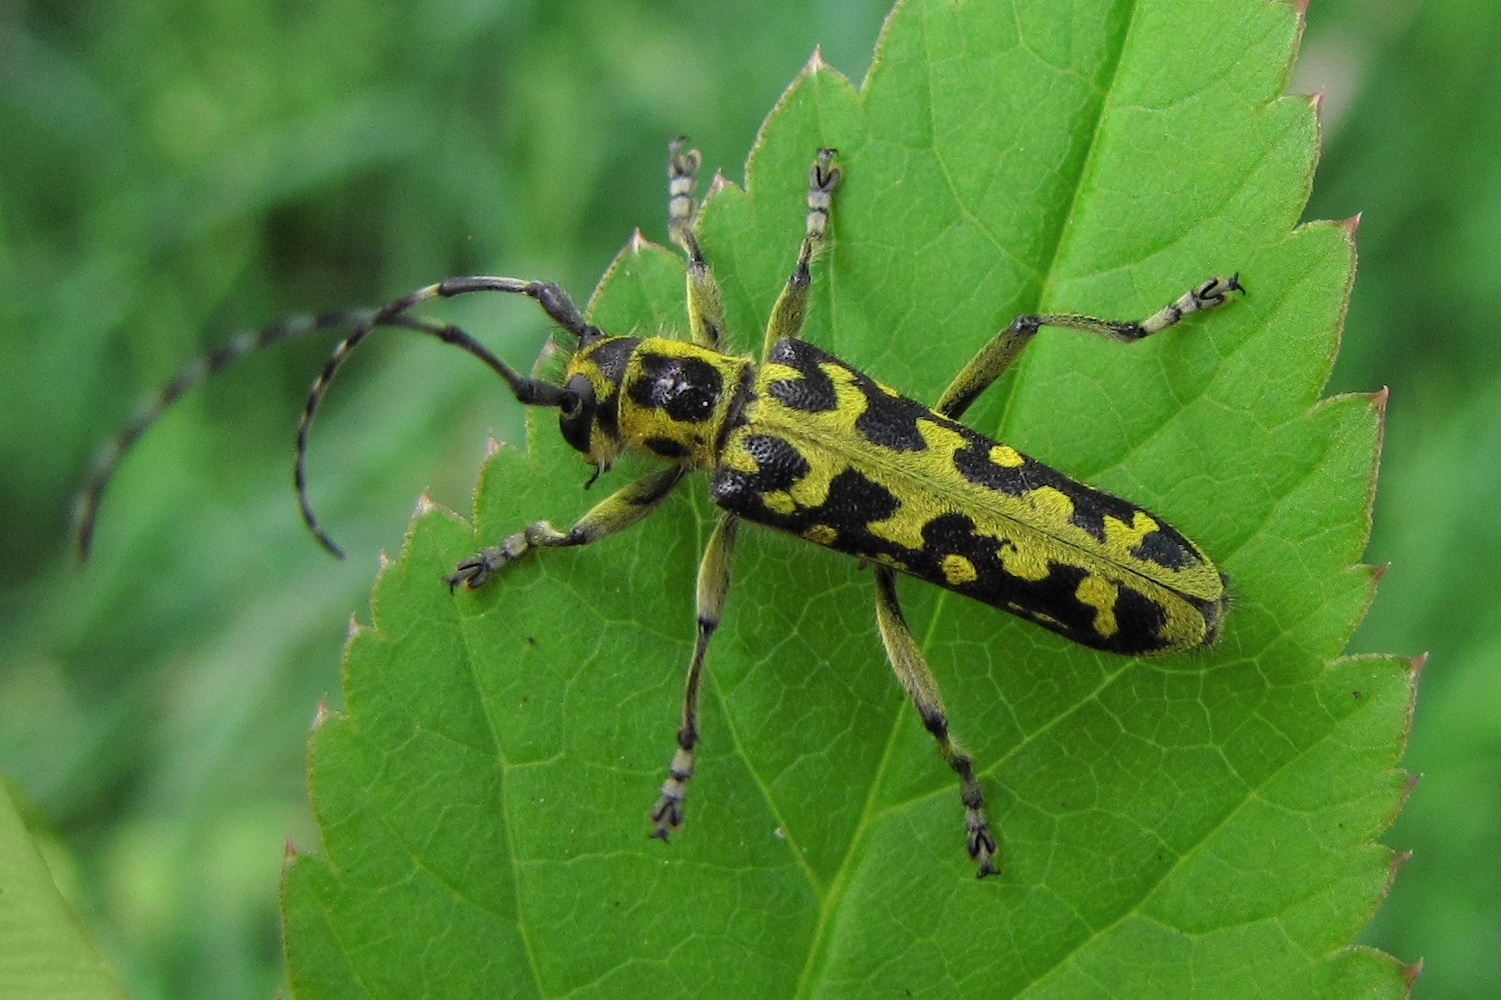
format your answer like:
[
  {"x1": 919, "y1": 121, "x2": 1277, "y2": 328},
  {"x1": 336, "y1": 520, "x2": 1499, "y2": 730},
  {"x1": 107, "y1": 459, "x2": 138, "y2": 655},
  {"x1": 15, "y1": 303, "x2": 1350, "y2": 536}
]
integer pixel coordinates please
[
  {"x1": 667, "y1": 138, "x2": 728, "y2": 351},
  {"x1": 651, "y1": 514, "x2": 739, "y2": 839},
  {"x1": 874, "y1": 567, "x2": 999, "y2": 878},
  {"x1": 763, "y1": 148, "x2": 841, "y2": 358},
  {"x1": 446, "y1": 466, "x2": 686, "y2": 589},
  {"x1": 936, "y1": 274, "x2": 1244, "y2": 420}
]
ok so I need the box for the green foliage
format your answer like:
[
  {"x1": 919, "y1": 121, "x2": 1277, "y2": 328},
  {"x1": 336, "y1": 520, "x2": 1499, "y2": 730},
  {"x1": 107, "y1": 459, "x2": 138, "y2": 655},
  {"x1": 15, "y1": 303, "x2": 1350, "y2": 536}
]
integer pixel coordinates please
[
  {"x1": 1298, "y1": 2, "x2": 1501, "y2": 996},
  {"x1": 280, "y1": 1, "x2": 1409, "y2": 996},
  {"x1": 1, "y1": 2, "x2": 889, "y2": 997},
  {"x1": 24, "y1": 0, "x2": 1501, "y2": 995},
  {"x1": 0, "y1": 780, "x2": 126, "y2": 1000}
]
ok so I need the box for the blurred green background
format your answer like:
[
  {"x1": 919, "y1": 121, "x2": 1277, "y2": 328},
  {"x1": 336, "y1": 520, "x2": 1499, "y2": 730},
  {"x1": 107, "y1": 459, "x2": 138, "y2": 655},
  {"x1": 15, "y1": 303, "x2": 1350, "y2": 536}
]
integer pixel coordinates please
[{"x1": 0, "y1": 0, "x2": 1493, "y2": 996}]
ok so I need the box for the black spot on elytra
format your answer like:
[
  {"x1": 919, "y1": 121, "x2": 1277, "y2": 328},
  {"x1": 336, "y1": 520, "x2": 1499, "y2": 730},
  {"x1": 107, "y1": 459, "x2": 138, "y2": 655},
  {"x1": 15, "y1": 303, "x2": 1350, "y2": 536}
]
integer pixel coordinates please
[
  {"x1": 816, "y1": 467, "x2": 902, "y2": 531},
  {"x1": 766, "y1": 339, "x2": 838, "y2": 412},
  {"x1": 954, "y1": 436, "x2": 1033, "y2": 495},
  {"x1": 1130, "y1": 527, "x2": 1197, "y2": 570},
  {"x1": 710, "y1": 434, "x2": 808, "y2": 507},
  {"x1": 743, "y1": 434, "x2": 809, "y2": 489},
  {"x1": 768, "y1": 339, "x2": 932, "y2": 451},
  {"x1": 852, "y1": 376, "x2": 931, "y2": 452},
  {"x1": 711, "y1": 446, "x2": 902, "y2": 550}
]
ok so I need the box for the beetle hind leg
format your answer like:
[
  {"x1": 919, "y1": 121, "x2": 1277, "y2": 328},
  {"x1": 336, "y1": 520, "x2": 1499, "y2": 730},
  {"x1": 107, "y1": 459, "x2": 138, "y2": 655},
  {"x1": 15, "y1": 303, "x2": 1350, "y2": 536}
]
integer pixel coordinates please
[{"x1": 874, "y1": 567, "x2": 1000, "y2": 878}]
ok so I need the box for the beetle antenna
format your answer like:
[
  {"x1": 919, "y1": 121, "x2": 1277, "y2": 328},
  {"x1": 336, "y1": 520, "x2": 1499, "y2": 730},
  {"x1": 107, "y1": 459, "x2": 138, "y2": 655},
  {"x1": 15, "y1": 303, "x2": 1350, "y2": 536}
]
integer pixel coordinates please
[
  {"x1": 74, "y1": 308, "x2": 377, "y2": 560},
  {"x1": 76, "y1": 274, "x2": 594, "y2": 560},
  {"x1": 295, "y1": 311, "x2": 570, "y2": 557}
]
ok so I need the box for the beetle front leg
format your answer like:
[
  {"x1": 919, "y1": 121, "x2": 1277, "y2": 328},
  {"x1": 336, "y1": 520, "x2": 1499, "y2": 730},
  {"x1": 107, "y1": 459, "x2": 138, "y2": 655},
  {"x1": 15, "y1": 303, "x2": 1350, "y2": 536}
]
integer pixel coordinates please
[
  {"x1": 762, "y1": 148, "x2": 841, "y2": 358},
  {"x1": 446, "y1": 466, "x2": 686, "y2": 589}
]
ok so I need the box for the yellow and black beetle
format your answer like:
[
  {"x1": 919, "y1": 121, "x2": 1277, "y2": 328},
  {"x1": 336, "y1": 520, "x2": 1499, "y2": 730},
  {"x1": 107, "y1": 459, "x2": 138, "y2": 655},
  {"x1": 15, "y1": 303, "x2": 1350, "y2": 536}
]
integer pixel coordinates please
[{"x1": 78, "y1": 140, "x2": 1240, "y2": 877}]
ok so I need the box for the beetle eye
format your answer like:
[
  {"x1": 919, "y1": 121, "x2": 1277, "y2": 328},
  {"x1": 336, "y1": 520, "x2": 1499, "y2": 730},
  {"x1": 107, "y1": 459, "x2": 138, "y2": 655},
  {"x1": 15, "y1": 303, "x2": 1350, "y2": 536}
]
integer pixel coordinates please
[{"x1": 557, "y1": 374, "x2": 599, "y2": 455}]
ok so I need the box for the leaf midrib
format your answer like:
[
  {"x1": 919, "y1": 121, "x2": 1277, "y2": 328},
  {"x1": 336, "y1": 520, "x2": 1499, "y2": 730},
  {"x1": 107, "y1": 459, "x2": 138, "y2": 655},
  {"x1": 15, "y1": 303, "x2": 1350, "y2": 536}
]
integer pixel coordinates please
[{"x1": 784, "y1": 2, "x2": 1143, "y2": 996}]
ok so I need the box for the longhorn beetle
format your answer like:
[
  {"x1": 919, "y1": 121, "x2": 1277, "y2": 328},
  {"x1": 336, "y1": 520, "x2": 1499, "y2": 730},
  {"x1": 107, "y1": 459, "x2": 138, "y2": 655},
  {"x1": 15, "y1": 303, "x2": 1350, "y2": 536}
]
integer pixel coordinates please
[{"x1": 78, "y1": 139, "x2": 1241, "y2": 877}]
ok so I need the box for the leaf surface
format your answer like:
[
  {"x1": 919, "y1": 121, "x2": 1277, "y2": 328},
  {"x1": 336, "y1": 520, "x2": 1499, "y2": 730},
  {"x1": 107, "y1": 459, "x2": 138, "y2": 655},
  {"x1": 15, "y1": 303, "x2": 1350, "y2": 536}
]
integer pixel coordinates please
[
  {"x1": 283, "y1": 1, "x2": 1413, "y2": 996},
  {"x1": 0, "y1": 780, "x2": 127, "y2": 1000}
]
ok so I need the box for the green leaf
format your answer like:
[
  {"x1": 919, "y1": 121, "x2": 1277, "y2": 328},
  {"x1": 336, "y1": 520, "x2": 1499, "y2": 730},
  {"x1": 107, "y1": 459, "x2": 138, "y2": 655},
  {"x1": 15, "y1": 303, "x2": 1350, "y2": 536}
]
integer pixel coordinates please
[
  {"x1": 0, "y1": 779, "x2": 128, "y2": 1000},
  {"x1": 282, "y1": 0, "x2": 1413, "y2": 996}
]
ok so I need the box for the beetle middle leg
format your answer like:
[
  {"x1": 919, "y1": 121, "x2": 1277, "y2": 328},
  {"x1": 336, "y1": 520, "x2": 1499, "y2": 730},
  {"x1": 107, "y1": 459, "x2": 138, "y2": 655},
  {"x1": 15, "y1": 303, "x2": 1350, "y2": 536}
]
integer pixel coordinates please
[
  {"x1": 650, "y1": 513, "x2": 739, "y2": 840},
  {"x1": 935, "y1": 275, "x2": 1244, "y2": 420}
]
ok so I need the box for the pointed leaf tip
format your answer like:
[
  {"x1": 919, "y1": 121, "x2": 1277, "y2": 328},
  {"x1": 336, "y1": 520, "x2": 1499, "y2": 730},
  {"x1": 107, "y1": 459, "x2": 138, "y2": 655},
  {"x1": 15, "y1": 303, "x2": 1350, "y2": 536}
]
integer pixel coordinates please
[
  {"x1": 1341, "y1": 212, "x2": 1364, "y2": 236},
  {"x1": 628, "y1": 228, "x2": 649, "y2": 253},
  {"x1": 311, "y1": 699, "x2": 333, "y2": 730},
  {"x1": 484, "y1": 434, "x2": 504, "y2": 458}
]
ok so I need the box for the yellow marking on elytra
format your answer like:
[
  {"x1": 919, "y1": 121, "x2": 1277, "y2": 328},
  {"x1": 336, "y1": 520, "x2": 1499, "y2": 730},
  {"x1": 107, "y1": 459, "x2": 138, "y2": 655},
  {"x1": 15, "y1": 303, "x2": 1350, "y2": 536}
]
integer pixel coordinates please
[
  {"x1": 722, "y1": 446, "x2": 760, "y2": 474},
  {"x1": 942, "y1": 554, "x2": 978, "y2": 585},
  {"x1": 821, "y1": 362, "x2": 871, "y2": 423},
  {"x1": 804, "y1": 524, "x2": 838, "y2": 545},
  {"x1": 866, "y1": 501, "x2": 930, "y2": 552},
  {"x1": 1074, "y1": 574, "x2": 1119, "y2": 638},
  {"x1": 1103, "y1": 510, "x2": 1160, "y2": 552},
  {"x1": 989, "y1": 444, "x2": 1025, "y2": 468},
  {"x1": 917, "y1": 418, "x2": 968, "y2": 455},
  {"x1": 1022, "y1": 485, "x2": 1076, "y2": 523},
  {"x1": 762, "y1": 492, "x2": 796, "y2": 516},
  {"x1": 787, "y1": 457, "x2": 842, "y2": 510},
  {"x1": 997, "y1": 538, "x2": 1052, "y2": 582}
]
